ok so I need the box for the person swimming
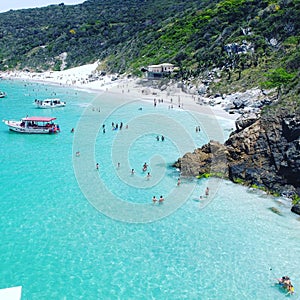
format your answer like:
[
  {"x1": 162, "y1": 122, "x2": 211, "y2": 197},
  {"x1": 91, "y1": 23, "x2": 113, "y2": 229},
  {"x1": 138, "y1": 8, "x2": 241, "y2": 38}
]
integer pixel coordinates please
[
  {"x1": 205, "y1": 187, "x2": 209, "y2": 196},
  {"x1": 159, "y1": 195, "x2": 164, "y2": 204},
  {"x1": 287, "y1": 284, "x2": 294, "y2": 295},
  {"x1": 143, "y1": 162, "x2": 148, "y2": 172}
]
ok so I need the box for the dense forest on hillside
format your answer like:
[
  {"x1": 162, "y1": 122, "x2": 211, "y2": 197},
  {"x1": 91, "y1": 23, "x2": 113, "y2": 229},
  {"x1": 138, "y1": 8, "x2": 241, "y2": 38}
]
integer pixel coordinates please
[{"x1": 0, "y1": 0, "x2": 299, "y2": 92}]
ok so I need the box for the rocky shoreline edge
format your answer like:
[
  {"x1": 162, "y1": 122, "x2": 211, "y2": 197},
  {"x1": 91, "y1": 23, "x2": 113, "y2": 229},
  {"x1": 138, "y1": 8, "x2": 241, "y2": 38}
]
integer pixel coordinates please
[{"x1": 173, "y1": 104, "x2": 300, "y2": 215}]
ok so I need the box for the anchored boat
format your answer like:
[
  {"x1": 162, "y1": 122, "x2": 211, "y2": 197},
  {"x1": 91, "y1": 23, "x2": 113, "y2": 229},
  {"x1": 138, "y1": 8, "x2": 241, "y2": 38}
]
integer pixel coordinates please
[
  {"x1": 3, "y1": 116, "x2": 60, "y2": 134},
  {"x1": 34, "y1": 98, "x2": 66, "y2": 108}
]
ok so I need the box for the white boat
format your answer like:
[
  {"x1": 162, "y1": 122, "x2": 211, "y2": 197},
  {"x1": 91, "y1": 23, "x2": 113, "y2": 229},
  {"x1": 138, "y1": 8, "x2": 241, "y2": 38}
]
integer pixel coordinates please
[
  {"x1": 3, "y1": 116, "x2": 60, "y2": 134},
  {"x1": 0, "y1": 286, "x2": 22, "y2": 300},
  {"x1": 34, "y1": 98, "x2": 66, "y2": 108},
  {"x1": 0, "y1": 91, "x2": 6, "y2": 98}
]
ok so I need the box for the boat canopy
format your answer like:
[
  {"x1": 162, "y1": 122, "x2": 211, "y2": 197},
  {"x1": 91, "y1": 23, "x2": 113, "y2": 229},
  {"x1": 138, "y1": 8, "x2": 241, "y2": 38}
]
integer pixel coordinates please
[{"x1": 22, "y1": 116, "x2": 56, "y2": 122}]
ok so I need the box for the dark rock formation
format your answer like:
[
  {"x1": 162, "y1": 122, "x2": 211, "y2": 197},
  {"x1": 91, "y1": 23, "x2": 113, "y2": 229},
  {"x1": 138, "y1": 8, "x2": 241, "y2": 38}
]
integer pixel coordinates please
[
  {"x1": 175, "y1": 106, "x2": 300, "y2": 214},
  {"x1": 235, "y1": 113, "x2": 258, "y2": 132},
  {"x1": 291, "y1": 204, "x2": 300, "y2": 215}
]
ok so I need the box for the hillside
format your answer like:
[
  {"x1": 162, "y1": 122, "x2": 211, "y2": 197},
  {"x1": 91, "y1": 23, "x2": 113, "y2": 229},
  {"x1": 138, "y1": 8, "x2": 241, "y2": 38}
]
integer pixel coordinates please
[
  {"x1": 0, "y1": 0, "x2": 212, "y2": 71},
  {"x1": 0, "y1": 0, "x2": 299, "y2": 84}
]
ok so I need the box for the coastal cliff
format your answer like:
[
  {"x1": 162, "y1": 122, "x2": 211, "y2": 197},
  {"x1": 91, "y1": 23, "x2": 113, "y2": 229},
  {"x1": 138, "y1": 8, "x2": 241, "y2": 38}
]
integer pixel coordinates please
[{"x1": 174, "y1": 103, "x2": 300, "y2": 214}]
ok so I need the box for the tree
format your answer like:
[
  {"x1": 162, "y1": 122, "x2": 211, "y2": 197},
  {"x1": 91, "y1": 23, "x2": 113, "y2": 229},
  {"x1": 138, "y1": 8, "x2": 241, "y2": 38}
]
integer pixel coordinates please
[{"x1": 261, "y1": 68, "x2": 295, "y2": 99}]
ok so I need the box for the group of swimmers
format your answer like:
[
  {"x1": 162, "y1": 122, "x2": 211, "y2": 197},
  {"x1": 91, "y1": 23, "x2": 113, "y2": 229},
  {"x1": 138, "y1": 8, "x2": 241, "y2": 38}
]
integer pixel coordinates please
[
  {"x1": 152, "y1": 195, "x2": 164, "y2": 204},
  {"x1": 130, "y1": 163, "x2": 151, "y2": 177},
  {"x1": 156, "y1": 135, "x2": 165, "y2": 141},
  {"x1": 278, "y1": 276, "x2": 294, "y2": 295},
  {"x1": 100, "y1": 122, "x2": 129, "y2": 133},
  {"x1": 199, "y1": 187, "x2": 209, "y2": 201}
]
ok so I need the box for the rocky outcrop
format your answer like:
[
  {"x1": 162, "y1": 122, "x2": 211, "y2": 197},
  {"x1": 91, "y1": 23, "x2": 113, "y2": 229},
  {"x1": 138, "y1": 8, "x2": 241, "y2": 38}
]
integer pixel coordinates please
[
  {"x1": 291, "y1": 204, "x2": 300, "y2": 215},
  {"x1": 174, "y1": 141, "x2": 228, "y2": 177},
  {"x1": 175, "y1": 106, "x2": 300, "y2": 214}
]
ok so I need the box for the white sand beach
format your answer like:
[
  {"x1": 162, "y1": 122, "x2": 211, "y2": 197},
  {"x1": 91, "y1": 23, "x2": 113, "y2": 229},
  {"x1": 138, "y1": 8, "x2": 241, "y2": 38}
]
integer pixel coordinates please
[{"x1": 1, "y1": 62, "x2": 238, "y2": 121}]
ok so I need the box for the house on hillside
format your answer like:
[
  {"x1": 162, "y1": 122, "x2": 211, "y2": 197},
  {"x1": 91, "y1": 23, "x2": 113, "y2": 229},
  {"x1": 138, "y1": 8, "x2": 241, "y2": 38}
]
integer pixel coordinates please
[{"x1": 146, "y1": 63, "x2": 178, "y2": 78}]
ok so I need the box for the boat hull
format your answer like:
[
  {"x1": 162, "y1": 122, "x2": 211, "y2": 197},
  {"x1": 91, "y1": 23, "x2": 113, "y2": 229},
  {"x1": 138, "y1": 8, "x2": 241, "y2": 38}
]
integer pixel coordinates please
[{"x1": 36, "y1": 103, "x2": 66, "y2": 108}]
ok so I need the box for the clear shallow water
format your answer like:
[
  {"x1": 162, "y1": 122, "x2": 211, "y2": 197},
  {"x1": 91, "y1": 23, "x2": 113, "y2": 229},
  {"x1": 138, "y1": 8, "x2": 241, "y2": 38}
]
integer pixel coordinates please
[{"x1": 0, "y1": 79, "x2": 299, "y2": 299}]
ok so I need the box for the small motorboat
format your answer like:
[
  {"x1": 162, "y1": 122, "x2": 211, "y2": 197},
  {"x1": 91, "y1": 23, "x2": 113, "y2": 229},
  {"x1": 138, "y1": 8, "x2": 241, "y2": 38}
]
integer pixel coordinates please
[
  {"x1": 34, "y1": 98, "x2": 66, "y2": 108},
  {"x1": 0, "y1": 91, "x2": 7, "y2": 98},
  {"x1": 3, "y1": 116, "x2": 60, "y2": 134}
]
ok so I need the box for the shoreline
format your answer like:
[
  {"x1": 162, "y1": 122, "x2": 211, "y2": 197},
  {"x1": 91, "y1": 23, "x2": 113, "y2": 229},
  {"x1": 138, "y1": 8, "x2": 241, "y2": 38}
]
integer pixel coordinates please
[{"x1": 0, "y1": 63, "x2": 239, "y2": 122}]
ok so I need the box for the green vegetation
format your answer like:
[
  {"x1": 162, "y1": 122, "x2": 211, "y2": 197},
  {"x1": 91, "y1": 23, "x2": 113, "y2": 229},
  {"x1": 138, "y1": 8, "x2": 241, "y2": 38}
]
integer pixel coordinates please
[
  {"x1": 0, "y1": 0, "x2": 298, "y2": 87},
  {"x1": 233, "y1": 177, "x2": 245, "y2": 184},
  {"x1": 197, "y1": 172, "x2": 226, "y2": 179},
  {"x1": 196, "y1": 173, "x2": 211, "y2": 179},
  {"x1": 250, "y1": 184, "x2": 279, "y2": 195},
  {"x1": 292, "y1": 194, "x2": 300, "y2": 205}
]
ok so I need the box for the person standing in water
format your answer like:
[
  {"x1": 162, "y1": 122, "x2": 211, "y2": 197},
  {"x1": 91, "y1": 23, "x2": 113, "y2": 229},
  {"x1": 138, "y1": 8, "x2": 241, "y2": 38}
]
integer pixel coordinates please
[
  {"x1": 152, "y1": 196, "x2": 157, "y2": 204},
  {"x1": 159, "y1": 195, "x2": 164, "y2": 204},
  {"x1": 205, "y1": 187, "x2": 209, "y2": 196},
  {"x1": 143, "y1": 162, "x2": 148, "y2": 172}
]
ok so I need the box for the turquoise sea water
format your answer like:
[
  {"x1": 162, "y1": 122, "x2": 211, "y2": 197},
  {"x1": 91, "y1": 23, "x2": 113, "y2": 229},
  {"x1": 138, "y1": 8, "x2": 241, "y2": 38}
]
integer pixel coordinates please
[{"x1": 0, "y1": 79, "x2": 299, "y2": 299}]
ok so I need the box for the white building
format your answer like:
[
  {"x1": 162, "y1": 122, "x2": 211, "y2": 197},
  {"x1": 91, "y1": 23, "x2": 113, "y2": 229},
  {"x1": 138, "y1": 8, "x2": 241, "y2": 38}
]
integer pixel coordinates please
[{"x1": 147, "y1": 63, "x2": 176, "y2": 78}]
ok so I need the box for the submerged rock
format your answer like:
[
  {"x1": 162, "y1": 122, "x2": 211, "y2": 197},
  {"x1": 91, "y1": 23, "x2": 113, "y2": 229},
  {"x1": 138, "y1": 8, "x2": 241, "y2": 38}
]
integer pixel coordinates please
[{"x1": 269, "y1": 207, "x2": 283, "y2": 216}]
